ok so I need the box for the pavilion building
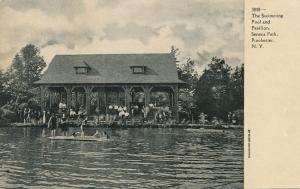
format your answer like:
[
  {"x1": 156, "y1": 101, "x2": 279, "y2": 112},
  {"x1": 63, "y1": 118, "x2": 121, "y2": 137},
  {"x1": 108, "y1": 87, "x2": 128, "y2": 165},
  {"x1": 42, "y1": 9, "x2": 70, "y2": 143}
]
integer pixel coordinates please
[{"x1": 35, "y1": 53, "x2": 184, "y2": 121}]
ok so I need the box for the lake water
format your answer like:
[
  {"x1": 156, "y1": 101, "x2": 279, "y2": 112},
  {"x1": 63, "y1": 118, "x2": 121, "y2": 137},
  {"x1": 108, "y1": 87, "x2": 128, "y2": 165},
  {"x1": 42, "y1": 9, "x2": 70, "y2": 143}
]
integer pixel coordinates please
[{"x1": 0, "y1": 126, "x2": 243, "y2": 189}]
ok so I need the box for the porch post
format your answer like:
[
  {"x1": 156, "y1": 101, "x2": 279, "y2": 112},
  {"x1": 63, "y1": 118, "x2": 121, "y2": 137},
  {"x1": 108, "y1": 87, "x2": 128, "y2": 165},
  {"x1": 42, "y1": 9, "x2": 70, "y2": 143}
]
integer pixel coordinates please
[
  {"x1": 96, "y1": 89, "x2": 100, "y2": 114},
  {"x1": 173, "y1": 84, "x2": 179, "y2": 122},
  {"x1": 85, "y1": 86, "x2": 92, "y2": 114},
  {"x1": 65, "y1": 86, "x2": 72, "y2": 109},
  {"x1": 124, "y1": 85, "x2": 131, "y2": 110},
  {"x1": 169, "y1": 91, "x2": 173, "y2": 107},
  {"x1": 49, "y1": 88, "x2": 52, "y2": 109},
  {"x1": 144, "y1": 85, "x2": 151, "y2": 107},
  {"x1": 40, "y1": 85, "x2": 46, "y2": 111},
  {"x1": 104, "y1": 87, "x2": 107, "y2": 115}
]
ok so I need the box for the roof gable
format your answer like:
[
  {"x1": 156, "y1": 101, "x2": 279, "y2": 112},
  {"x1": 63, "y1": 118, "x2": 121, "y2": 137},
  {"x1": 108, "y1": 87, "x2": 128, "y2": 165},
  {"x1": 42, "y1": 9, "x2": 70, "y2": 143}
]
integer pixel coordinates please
[{"x1": 36, "y1": 53, "x2": 183, "y2": 84}]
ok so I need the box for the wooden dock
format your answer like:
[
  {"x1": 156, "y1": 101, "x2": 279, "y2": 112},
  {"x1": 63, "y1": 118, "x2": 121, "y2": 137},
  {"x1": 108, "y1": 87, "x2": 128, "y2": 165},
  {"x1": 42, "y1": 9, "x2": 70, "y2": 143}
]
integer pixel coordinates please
[{"x1": 5, "y1": 122, "x2": 243, "y2": 130}]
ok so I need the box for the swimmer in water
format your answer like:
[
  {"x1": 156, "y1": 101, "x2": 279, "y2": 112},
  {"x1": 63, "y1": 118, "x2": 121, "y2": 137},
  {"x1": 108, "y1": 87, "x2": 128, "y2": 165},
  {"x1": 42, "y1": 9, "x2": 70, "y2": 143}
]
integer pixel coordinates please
[
  {"x1": 103, "y1": 131, "x2": 110, "y2": 139},
  {"x1": 93, "y1": 130, "x2": 101, "y2": 138},
  {"x1": 72, "y1": 132, "x2": 81, "y2": 138}
]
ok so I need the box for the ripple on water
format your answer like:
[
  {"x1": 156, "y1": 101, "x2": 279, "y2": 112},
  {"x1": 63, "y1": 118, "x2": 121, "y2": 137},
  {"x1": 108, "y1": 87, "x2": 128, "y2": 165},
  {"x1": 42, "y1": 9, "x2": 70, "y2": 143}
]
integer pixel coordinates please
[{"x1": 0, "y1": 127, "x2": 243, "y2": 188}]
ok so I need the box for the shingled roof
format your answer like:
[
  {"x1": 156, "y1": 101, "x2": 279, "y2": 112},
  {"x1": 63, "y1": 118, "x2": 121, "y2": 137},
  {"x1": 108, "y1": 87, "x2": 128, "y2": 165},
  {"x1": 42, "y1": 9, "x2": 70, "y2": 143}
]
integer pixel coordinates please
[{"x1": 35, "y1": 53, "x2": 184, "y2": 84}]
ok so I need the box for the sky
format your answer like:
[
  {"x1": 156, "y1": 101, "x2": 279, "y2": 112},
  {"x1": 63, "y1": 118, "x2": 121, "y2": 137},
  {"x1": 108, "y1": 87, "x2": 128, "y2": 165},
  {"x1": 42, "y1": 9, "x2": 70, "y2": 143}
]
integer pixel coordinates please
[{"x1": 0, "y1": 0, "x2": 244, "y2": 72}]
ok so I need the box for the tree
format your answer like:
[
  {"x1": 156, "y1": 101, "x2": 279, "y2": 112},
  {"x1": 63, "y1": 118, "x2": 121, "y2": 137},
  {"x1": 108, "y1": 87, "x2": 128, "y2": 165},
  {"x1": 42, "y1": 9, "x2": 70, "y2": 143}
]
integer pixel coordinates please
[
  {"x1": 194, "y1": 57, "x2": 232, "y2": 120},
  {"x1": 172, "y1": 46, "x2": 199, "y2": 121},
  {"x1": 0, "y1": 70, "x2": 10, "y2": 106},
  {"x1": 21, "y1": 44, "x2": 46, "y2": 85},
  {"x1": 177, "y1": 57, "x2": 199, "y2": 89},
  {"x1": 6, "y1": 54, "x2": 27, "y2": 101},
  {"x1": 229, "y1": 64, "x2": 244, "y2": 124},
  {"x1": 5, "y1": 44, "x2": 46, "y2": 105},
  {"x1": 230, "y1": 64, "x2": 244, "y2": 110}
]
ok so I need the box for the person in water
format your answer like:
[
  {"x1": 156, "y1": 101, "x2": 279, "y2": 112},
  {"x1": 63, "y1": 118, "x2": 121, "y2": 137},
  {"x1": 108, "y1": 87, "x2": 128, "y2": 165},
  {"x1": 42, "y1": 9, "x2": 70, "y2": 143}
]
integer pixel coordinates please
[
  {"x1": 72, "y1": 132, "x2": 81, "y2": 138},
  {"x1": 48, "y1": 113, "x2": 57, "y2": 137},
  {"x1": 60, "y1": 114, "x2": 68, "y2": 136},
  {"x1": 103, "y1": 131, "x2": 110, "y2": 139},
  {"x1": 80, "y1": 117, "x2": 88, "y2": 137},
  {"x1": 92, "y1": 130, "x2": 110, "y2": 139},
  {"x1": 93, "y1": 130, "x2": 101, "y2": 138}
]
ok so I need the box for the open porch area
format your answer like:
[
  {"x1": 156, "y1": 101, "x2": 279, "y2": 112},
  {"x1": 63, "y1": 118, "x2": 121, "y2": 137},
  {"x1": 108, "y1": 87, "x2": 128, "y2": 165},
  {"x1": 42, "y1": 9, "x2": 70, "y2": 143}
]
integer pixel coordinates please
[{"x1": 40, "y1": 84, "x2": 179, "y2": 121}]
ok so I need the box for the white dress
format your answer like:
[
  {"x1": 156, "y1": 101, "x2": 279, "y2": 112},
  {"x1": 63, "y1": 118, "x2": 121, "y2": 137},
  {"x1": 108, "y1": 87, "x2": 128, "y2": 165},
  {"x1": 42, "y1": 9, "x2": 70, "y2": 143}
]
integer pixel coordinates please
[{"x1": 43, "y1": 111, "x2": 46, "y2": 124}]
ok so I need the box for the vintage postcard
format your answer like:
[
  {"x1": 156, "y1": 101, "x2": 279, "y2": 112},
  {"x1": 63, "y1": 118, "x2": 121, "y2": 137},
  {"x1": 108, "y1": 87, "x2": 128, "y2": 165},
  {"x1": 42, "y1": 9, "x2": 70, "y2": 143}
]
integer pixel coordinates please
[{"x1": 0, "y1": 0, "x2": 298, "y2": 188}]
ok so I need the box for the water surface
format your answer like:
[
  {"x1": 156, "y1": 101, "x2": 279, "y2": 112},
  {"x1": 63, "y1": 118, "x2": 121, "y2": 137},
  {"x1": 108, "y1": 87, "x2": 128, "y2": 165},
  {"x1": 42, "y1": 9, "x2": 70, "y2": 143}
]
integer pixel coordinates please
[{"x1": 0, "y1": 126, "x2": 243, "y2": 188}]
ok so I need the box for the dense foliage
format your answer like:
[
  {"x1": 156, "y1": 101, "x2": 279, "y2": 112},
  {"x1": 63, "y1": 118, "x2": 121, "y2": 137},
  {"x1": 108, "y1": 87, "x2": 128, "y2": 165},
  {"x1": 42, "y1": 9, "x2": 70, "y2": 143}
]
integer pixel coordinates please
[
  {"x1": 174, "y1": 47, "x2": 244, "y2": 123},
  {"x1": 194, "y1": 57, "x2": 244, "y2": 120},
  {"x1": 0, "y1": 44, "x2": 46, "y2": 120}
]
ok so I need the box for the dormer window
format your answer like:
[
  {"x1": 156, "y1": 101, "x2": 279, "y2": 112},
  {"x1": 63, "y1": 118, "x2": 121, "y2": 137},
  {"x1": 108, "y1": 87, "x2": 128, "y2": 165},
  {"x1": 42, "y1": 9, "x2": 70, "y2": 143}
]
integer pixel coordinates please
[
  {"x1": 75, "y1": 67, "x2": 88, "y2": 74},
  {"x1": 74, "y1": 61, "x2": 90, "y2": 75},
  {"x1": 130, "y1": 66, "x2": 146, "y2": 74}
]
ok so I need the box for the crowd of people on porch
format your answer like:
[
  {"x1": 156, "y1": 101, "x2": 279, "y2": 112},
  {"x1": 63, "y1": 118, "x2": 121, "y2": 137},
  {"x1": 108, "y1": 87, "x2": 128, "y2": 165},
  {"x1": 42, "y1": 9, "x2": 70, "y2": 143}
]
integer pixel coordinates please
[
  {"x1": 15, "y1": 100, "x2": 240, "y2": 127},
  {"x1": 15, "y1": 102, "x2": 175, "y2": 126},
  {"x1": 94, "y1": 103, "x2": 175, "y2": 125}
]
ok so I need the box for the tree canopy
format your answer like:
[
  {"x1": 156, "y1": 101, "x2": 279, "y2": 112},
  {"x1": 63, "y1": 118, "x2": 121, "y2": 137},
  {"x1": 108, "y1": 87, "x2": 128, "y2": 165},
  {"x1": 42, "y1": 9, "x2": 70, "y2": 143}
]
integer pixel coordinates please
[
  {"x1": 1, "y1": 44, "x2": 46, "y2": 107},
  {"x1": 172, "y1": 46, "x2": 244, "y2": 122},
  {"x1": 194, "y1": 57, "x2": 233, "y2": 119}
]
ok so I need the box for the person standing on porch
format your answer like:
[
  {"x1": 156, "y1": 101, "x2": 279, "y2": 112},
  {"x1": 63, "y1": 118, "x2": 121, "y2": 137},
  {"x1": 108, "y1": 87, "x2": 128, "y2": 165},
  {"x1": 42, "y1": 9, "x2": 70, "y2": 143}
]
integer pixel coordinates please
[
  {"x1": 108, "y1": 105, "x2": 113, "y2": 124},
  {"x1": 23, "y1": 108, "x2": 28, "y2": 124},
  {"x1": 113, "y1": 105, "x2": 119, "y2": 122},
  {"x1": 27, "y1": 109, "x2": 32, "y2": 124},
  {"x1": 42, "y1": 110, "x2": 46, "y2": 124},
  {"x1": 227, "y1": 112, "x2": 232, "y2": 124},
  {"x1": 17, "y1": 108, "x2": 22, "y2": 122}
]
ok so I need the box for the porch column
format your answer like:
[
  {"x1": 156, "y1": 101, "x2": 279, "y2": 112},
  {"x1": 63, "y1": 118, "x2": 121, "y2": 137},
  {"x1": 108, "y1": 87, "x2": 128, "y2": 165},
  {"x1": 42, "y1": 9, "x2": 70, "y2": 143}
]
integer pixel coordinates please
[
  {"x1": 96, "y1": 89, "x2": 100, "y2": 114},
  {"x1": 65, "y1": 86, "x2": 72, "y2": 109},
  {"x1": 124, "y1": 85, "x2": 131, "y2": 110},
  {"x1": 144, "y1": 85, "x2": 151, "y2": 107},
  {"x1": 104, "y1": 87, "x2": 107, "y2": 115},
  {"x1": 40, "y1": 85, "x2": 47, "y2": 111},
  {"x1": 173, "y1": 84, "x2": 179, "y2": 122},
  {"x1": 169, "y1": 92, "x2": 173, "y2": 107},
  {"x1": 49, "y1": 88, "x2": 53, "y2": 109},
  {"x1": 85, "y1": 86, "x2": 92, "y2": 114}
]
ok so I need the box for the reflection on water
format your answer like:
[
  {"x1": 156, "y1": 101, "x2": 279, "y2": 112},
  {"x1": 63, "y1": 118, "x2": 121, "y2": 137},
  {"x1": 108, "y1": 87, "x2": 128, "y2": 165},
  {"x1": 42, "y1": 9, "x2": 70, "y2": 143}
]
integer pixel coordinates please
[{"x1": 0, "y1": 127, "x2": 243, "y2": 189}]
